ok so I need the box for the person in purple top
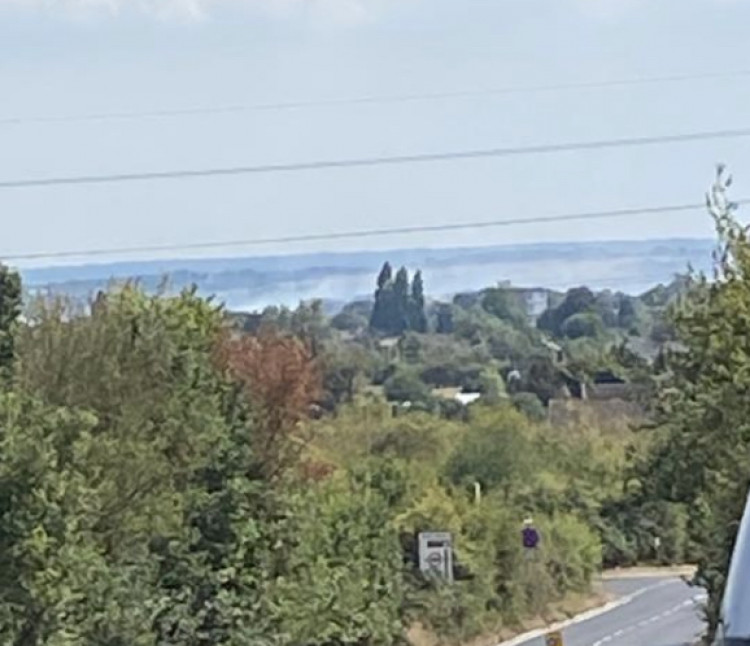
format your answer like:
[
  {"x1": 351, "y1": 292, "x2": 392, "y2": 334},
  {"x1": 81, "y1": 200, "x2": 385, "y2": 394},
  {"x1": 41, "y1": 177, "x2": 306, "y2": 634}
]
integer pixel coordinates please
[{"x1": 522, "y1": 517, "x2": 540, "y2": 549}]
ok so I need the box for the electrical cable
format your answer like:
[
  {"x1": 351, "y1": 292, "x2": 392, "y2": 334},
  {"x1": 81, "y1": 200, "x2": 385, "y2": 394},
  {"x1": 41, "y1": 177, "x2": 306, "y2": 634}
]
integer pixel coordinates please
[
  {"x1": 5, "y1": 199, "x2": 744, "y2": 262},
  {"x1": 2, "y1": 127, "x2": 750, "y2": 190}
]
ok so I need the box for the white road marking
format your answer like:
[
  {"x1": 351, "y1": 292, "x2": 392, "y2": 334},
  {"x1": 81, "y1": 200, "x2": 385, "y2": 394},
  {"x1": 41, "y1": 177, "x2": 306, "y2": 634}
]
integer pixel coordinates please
[
  {"x1": 495, "y1": 579, "x2": 679, "y2": 646},
  {"x1": 590, "y1": 593, "x2": 706, "y2": 645}
]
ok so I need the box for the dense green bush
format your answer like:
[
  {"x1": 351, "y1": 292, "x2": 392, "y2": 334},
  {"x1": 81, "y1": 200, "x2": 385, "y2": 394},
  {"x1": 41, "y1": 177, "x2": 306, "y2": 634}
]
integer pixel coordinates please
[
  {"x1": 271, "y1": 475, "x2": 405, "y2": 646},
  {"x1": 560, "y1": 311, "x2": 604, "y2": 339},
  {"x1": 482, "y1": 287, "x2": 528, "y2": 327},
  {"x1": 537, "y1": 287, "x2": 595, "y2": 336},
  {"x1": 384, "y1": 366, "x2": 433, "y2": 404},
  {"x1": 444, "y1": 408, "x2": 534, "y2": 496},
  {"x1": 510, "y1": 392, "x2": 546, "y2": 422}
]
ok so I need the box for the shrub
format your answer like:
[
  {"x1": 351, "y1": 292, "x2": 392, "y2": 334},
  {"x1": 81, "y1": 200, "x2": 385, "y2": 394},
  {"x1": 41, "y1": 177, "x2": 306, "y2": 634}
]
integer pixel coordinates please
[
  {"x1": 384, "y1": 367, "x2": 432, "y2": 404},
  {"x1": 560, "y1": 312, "x2": 604, "y2": 339},
  {"x1": 511, "y1": 392, "x2": 546, "y2": 422}
]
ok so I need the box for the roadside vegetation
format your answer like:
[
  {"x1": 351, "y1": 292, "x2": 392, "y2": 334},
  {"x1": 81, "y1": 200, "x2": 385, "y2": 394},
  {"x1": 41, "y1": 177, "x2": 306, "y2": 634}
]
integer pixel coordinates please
[{"x1": 0, "y1": 171, "x2": 746, "y2": 644}]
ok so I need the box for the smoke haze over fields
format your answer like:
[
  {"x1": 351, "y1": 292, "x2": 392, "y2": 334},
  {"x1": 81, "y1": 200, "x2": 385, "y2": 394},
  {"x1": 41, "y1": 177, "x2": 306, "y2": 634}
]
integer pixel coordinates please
[{"x1": 22, "y1": 238, "x2": 712, "y2": 311}]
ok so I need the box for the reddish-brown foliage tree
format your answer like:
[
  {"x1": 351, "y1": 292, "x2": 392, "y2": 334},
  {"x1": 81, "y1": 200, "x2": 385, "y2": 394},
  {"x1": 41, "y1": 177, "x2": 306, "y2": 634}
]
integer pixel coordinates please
[{"x1": 215, "y1": 329, "x2": 322, "y2": 479}]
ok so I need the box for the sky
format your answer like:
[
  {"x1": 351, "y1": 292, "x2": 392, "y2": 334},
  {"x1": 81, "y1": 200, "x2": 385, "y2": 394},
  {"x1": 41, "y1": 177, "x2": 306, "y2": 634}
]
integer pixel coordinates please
[{"x1": 1, "y1": 0, "x2": 750, "y2": 266}]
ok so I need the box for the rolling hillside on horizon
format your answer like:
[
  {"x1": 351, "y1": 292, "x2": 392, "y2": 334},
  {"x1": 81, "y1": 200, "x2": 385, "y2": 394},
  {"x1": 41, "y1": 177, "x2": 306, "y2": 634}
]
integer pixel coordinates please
[{"x1": 20, "y1": 237, "x2": 714, "y2": 312}]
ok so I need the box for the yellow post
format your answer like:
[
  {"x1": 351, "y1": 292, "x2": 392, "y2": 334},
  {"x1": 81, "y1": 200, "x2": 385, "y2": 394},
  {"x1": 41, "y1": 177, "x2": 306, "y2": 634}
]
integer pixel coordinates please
[{"x1": 544, "y1": 630, "x2": 564, "y2": 646}]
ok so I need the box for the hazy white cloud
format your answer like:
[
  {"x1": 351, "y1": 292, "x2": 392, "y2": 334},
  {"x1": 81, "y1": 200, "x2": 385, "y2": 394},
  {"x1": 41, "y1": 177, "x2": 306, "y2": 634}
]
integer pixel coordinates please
[{"x1": 0, "y1": 0, "x2": 379, "y2": 24}]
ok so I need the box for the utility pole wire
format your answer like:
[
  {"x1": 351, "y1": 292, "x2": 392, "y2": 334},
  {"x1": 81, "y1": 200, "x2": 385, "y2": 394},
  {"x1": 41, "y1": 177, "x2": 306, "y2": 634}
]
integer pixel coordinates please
[
  {"x1": 3, "y1": 69, "x2": 750, "y2": 126},
  {"x1": 3, "y1": 127, "x2": 750, "y2": 190},
  {"x1": 4, "y1": 200, "x2": 747, "y2": 262}
]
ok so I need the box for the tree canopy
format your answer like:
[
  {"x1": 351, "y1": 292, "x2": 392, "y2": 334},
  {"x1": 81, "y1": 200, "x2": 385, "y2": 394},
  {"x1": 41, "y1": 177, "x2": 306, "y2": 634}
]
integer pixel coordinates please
[
  {"x1": 2, "y1": 171, "x2": 741, "y2": 644},
  {"x1": 370, "y1": 262, "x2": 428, "y2": 335}
]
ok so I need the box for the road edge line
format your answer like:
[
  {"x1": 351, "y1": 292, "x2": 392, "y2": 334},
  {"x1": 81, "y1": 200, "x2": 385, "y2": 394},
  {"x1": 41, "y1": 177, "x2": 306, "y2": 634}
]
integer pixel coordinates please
[{"x1": 494, "y1": 579, "x2": 676, "y2": 646}]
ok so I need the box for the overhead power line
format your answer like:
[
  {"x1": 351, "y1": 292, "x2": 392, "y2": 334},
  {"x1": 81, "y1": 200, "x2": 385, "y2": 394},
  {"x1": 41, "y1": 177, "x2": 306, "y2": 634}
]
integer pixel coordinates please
[
  {"x1": 2, "y1": 127, "x2": 750, "y2": 190},
  {"x1": 5, "y1": 200, "x2": 746, "y2": 262},
  {"x1": 3, "y1": 69, "x2": 750, "y2": 126}
]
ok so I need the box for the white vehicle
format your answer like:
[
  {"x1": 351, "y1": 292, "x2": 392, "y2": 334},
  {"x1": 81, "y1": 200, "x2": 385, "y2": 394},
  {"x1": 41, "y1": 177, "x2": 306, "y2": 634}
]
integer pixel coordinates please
[{"x1": 716, "y1": 488, "x2": 750, "y2": 645}]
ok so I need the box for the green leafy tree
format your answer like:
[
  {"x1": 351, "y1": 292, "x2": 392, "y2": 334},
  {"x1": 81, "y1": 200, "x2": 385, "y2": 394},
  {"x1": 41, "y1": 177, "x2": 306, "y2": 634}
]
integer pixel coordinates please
[
  {"x1": 592, "y1": 291, "x2": 618, "y2": 328},
  {"x1": 331, "y1": 309, "x2": 368, "y2": 332},
  {"x1": 290, "y1": 299, "x2": 329, "y2": 353},
  {"x1": 370, "y1": 263, "x2": 411, "y2": 335},
  {"x1": 477, "y1": 367, "x2": 505, "y2": 403},
  {"x1": 393, "y1": 267, "x2": 410, "y2": 334},
  {"x1": 538, "y1": 287, "x2": 595, "y2": 336},
  {"x1": 332, "y1": 300, "x2": 372, "y2": 333},
  {"x1": 399, "y1": 332, "x2": 423, "y2": 363},
  {"x1": 370, "y1": 262, "x2": 394, "y2": 333},
  {"x1": 9, "y1": 286, "x2": 287, "y2": 645},
  {"x1": 270, "y1": 474, "x2": 404, "y2": 646},
  {"x1": 514, "y1": 354, "x2": 562, "y2": 405},
  {"x1": 511, "y1": 391, "x2": 546, "y2": 422},
  {"x1": 410, "y1": 270, "x2": 428, "y2": 333},
  {"x1": 560, "y1": 311, "x2": 604, "y2": 339},
  {"x1": 320, "y1": 342, "x2": 375, "y2": 407},
  {"x1": 370, "y1": 264, "x2": 427, "y2": 336},
  {"x1": 377, "y1": 261, "x2": 393, "y2": 290},
  {"x1": 638, "y1": 167, "x2": 750, "y2": 638},
  {"x1": 649, "y1": 317, "x2": 676, "y2": 343},
  {"x1": 383, "y1": 366, "x2": 432, "y2": 404},
  {"x1": 0, "y1": 264, "x2": 21, "y2": 382},
  {"x1": 482, "y1": 287, "x2": 527, "y2": 327},
  {"x1": 617, "y1": 295, "x2": 639, "y2": 329},
  {"x1": 435, "y1": 303, "x2": 455, "y2": 334},
  {"x1": 444, "y1": 407, "x2": 534, "y2": 499}
]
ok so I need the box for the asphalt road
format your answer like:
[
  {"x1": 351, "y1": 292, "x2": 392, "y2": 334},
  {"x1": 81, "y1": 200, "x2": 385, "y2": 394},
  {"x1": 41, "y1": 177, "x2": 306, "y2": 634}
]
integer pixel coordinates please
[{"x1": 517, "y1": 576, "x2": 706, "y2": 646}]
